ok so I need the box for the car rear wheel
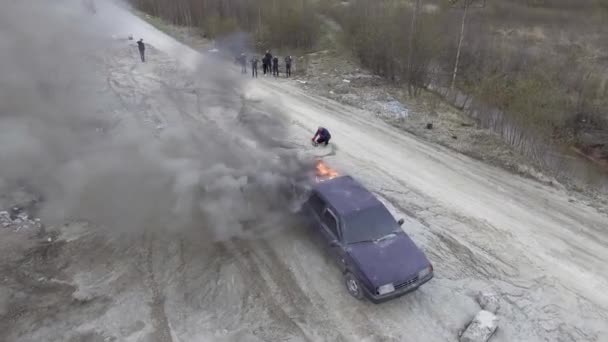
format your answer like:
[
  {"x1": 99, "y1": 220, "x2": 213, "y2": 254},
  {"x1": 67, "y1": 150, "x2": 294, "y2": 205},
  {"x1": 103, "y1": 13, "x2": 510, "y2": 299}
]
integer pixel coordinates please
[{"x1": 344, "y1": 272, "x2": 364, "y2": 300}]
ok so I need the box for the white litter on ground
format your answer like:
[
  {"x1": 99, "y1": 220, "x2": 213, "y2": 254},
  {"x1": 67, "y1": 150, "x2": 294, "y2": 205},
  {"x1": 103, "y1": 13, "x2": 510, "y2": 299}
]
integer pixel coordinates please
[
  {"x1": 460, "y1": 310, "x2": 499, "y2": 342},
  {"x1": 0, "y1": 210, "x2": 42, "y2": 232},
  {"x1": 380, "y1": 100, "x2": 409, "y2": 119}
]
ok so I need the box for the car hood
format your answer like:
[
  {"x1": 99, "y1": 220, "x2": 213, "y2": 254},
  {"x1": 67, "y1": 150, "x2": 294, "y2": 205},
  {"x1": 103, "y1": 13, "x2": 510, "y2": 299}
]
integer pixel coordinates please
[{"x1": 347, "y1": 233, "x2": 430, "y2": 287}]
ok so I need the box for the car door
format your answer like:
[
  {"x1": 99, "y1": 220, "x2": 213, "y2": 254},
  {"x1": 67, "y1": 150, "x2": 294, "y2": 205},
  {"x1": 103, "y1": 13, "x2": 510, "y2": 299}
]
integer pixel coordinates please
[
  {"x1": 305, "y1": 192, "x2": 326, "y2": 225},
  {"x1": 320, "y1": 208, "x2": 342, "y2": 261}
]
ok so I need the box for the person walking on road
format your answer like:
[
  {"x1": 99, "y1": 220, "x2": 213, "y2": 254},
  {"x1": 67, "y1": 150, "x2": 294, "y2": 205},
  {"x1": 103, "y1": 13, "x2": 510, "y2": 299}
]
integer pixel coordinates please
[
  {"x1": 137, "y1": 39, "x2": 145, "y2": 62},
  {"x1": 251, "y1": 57, "x2": 259, "y2": 78},
  {"x1": 285, "y1": 55, "x2": 293, "y2": 77},
  {"x1": 240, "y1": 53, "x2": 247, "y2": 74},
  {"x1": 272, "y1": 56, "x2": 279, "y2": 77},
  {"x1": 262, "y1": 56, "x2": 267, "y2": 75}
]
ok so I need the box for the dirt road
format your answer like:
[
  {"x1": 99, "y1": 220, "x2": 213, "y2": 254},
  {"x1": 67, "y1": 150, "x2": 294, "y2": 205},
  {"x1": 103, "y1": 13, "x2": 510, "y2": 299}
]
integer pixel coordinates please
[{"x1": 1, "y1": 1, "x2": 607, "y2": 342}]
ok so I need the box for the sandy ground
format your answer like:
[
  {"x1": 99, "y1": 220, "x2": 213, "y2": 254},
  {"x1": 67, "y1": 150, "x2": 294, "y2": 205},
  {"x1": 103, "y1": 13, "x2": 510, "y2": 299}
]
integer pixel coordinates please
[{"x1": 1, "y1": 1, "x2": 608, "y2": 342}]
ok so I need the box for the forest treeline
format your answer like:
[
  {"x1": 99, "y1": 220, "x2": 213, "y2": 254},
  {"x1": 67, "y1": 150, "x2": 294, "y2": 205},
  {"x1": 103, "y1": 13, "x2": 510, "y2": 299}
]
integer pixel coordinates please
[
  {"x1": 128, "y1": 0, "x2": 320, "y2": 50},
  {"x1": 322, "y1": 0, "x2": 608, "y2": 153},
  {"x1": 130, "y1": 0, "x2": 608, "y2": 160}
]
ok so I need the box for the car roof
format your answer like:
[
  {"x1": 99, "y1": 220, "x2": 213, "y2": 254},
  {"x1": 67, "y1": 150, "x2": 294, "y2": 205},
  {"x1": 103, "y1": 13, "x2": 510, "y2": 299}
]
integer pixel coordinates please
[{"x1": 313, "y1": 176, "x2": 384, "y2": 216}]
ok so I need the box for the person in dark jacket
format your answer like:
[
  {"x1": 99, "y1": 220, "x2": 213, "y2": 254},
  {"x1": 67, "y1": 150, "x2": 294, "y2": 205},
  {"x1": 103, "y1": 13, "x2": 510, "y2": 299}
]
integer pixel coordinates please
[
  {"x1": 137, "y1": 39, "x2": 145, "y2": 62},
  {"x1": 284, "y1": 55, "x2": 292, "y2": 77},
  {"x1": 311, "y1": 126, "x2": 331, "y2": 146},
  {"x1": 239, "y1": 53, "x2": 247, "y2": 74},
  {"x1": 272, "y1": 56, "x2": 279, "y2": 77},
  {"x1": 251, "y1": 57, "x2": 259, "y2": 78},
  {"x1": 264, "y1": 51, "x2": 273, "y2": 76}
]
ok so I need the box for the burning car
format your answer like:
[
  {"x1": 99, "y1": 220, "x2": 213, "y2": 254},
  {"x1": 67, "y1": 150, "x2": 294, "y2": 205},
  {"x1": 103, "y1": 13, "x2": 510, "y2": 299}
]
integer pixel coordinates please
[{"x1": 302, "y1": 165, "x2": 433, "y2": 303}]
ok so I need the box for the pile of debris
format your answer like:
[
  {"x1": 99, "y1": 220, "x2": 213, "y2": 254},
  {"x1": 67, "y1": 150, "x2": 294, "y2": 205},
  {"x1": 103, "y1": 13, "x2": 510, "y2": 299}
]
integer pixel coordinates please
[
  {"x1": 0, "y1": 208, "x2": 43, "y2": 232},
  {"x1": 459, "y1": 292, "x2": 501, "y2": 342},
  {"x1": 377, "y1": 100, "x2": 409, "y2": 120}
]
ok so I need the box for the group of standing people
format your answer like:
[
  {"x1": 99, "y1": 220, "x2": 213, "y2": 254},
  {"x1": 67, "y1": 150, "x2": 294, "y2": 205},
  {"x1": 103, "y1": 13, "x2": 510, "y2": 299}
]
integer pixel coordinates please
[
  {"x1": 137, "y1": 40, "x2": 293, "y2": 81},
  {"x1": 133, "y1": 41, "x2": 330, "y2": 147},
  {"x1": 262, "y1": 51, "x2": 292, "y2": 77},
  {"x1": 134, "y1": 35, "x2": 293, "y2": 80},
  {"x1": 238, "y1": 50, "x2": 292, "y2": 79}
]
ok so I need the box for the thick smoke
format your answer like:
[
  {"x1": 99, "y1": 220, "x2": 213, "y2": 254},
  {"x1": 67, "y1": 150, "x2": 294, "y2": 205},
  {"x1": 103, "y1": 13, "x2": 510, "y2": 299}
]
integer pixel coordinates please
[{"x1": 0, "y1": 0, "x2": 312, "y2": 240}]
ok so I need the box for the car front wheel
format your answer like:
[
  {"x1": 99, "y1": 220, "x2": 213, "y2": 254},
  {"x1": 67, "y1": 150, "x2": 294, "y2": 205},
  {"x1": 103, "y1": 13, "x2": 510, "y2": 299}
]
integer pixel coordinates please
[{"x1": 344, "y1": 272, "x2": 364, "y2": 300}]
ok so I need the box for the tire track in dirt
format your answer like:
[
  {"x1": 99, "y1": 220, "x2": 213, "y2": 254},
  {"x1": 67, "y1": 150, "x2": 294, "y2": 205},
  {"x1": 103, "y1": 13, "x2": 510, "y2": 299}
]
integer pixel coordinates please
[
  {"x1": 140, "y1": 232, "x2": 174, "y2": 342},
  {"x1": 219, "y1": 239, "x2": 312, "y2": 341},
  {"x1": 233, "y1": 228, "x2": 389, "y2": 341},
  {"x1": 234, "y1": 238, "x2": 347, "y2": 341}
]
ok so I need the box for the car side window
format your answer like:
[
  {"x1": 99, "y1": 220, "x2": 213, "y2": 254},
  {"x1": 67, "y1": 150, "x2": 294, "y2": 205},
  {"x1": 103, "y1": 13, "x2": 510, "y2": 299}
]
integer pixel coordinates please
[
  {"x1": 321, "y1": 210, "x2": 339, "y2": 239},
  {"x1": 308, "y1": 193, "x2": 325, "y2": 216}
]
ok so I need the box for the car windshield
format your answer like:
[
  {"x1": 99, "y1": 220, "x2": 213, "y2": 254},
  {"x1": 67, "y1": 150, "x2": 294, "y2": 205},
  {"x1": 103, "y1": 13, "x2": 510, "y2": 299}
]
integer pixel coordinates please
[{"x1": 342, "y1": 206, "x2": 400, "y2": 244}]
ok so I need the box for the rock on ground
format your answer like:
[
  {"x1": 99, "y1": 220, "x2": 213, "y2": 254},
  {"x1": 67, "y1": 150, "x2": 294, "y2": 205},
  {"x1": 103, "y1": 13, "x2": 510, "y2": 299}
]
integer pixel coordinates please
[
  {"x1": 460, "y1": 310, "x2": 499, "y2": 342},
  {"x1": 477, "y1": 292, "x2": 500, "y2": 314}
]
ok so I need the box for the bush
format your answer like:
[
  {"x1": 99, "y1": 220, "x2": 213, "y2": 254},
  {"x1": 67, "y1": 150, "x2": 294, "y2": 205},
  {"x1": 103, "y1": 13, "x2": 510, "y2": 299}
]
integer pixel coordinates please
[{"x1": 332, "y1": 0, "x2": 449, "y2": 94}]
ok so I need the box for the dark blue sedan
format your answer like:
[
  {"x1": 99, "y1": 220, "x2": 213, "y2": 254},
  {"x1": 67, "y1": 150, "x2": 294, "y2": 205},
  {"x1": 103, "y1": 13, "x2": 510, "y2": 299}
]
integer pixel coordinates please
[{"x1": 304, "y1": 175, "x2": 433, "y2": 303}]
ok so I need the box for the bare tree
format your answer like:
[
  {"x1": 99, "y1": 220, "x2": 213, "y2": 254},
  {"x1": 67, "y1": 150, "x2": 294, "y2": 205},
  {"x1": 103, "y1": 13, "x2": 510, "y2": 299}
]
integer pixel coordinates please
[
  {"x1": 449, "y1": 0, "x2": 486, "y2": 92},
  {"x1": 406, "y1": 0, "x2": 422, "y2": 96}
]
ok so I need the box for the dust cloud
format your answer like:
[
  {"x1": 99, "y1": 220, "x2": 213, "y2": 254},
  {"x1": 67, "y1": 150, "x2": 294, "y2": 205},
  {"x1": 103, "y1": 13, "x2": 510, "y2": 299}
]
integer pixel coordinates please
[{"x1": 0, "y1": 0, "x2": 312, "y2": 240}]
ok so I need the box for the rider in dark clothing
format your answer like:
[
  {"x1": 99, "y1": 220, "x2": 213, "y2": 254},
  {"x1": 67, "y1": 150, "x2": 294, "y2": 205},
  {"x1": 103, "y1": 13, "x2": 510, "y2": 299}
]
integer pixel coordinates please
[
  {"x1": 272, "y1": 57, "x2": 279, "y2": 77},
  {"x1": 137, "y1": 39, "x2": 145, "y2": 62},
  {"x1": 285, "y1": 56, "x2": 292, "y2": 77},
  {"x1": 312, "y1": 127, "x2": 331, "y2": 146}
]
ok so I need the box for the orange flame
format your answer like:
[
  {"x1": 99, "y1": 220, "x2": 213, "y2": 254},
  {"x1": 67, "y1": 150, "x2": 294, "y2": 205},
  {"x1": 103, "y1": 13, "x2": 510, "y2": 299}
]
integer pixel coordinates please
[{"x1": 315, "y1": 159, "x2": 339, "y2": 181}]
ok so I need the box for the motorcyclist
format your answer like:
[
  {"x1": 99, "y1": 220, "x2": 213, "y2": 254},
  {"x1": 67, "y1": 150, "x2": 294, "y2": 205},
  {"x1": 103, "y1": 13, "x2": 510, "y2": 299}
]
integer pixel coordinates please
[{"x1": 312, "y1": 126, "x2": 331, "y2": 146}]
